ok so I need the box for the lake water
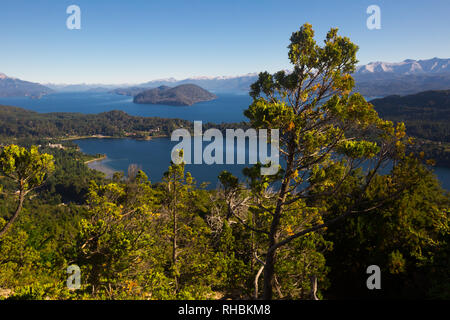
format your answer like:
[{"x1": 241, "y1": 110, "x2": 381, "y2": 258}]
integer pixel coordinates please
[
  {"x1": 76, "y1": 137, "x2": 250, "y2": 188},
  {"x1": 1, "y1": 92, "x2": 449, "y2": 190},
  {"x1": 75, "y1": 137, "x2": 450, "y2": 190},
  {"x1": 0, "y1": 92, "x2": 251, "y2": 123}
]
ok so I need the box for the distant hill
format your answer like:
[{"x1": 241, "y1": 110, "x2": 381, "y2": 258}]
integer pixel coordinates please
[
  {"x1": 0, "y1": 105, "x2": 245, "y2": 140},
  {"x1": 139, "y1": 73, "x2": 258, "y2": 93},
  {"x1": 85, "y1": 87, "x2": 110, "y2": 93},
  {"x1": 371, "y1": 89, "x2": 450, "y2": 122},
  {"x1": 370, "y1": 89, "x2": 450, "y2": 167},
  {"x1": 0, "y1": 73, "x2": 53, "y2": 98},
  {"x1": 354, "y1": 73, "x2": 450, "y2": 97},
  {"x1": 133, "y1": 84, "x2": 217, "y2": 106},
  {"x1": 45, "y1": 83, "x2": 123, "y2": 92},
  {"x1": 111, "y1": 86, "x2": 153, "y2": 97},
  {"x1": 371, "y1": 89, "x2": 450, "y2": 144}
]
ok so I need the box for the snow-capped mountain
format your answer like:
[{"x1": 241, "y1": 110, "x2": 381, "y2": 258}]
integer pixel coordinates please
[
  {"x1": 355, "y1": 58, "x2": 450, "y2": 75},
  {"x1": 352, "y1": 58, "x2": 450, "y2": 97}
]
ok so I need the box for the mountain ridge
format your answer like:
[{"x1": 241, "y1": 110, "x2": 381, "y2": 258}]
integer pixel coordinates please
[
  {"x1": 355, "y1": 57, "x2": 450, "y2": 76},
  {"x1": 0, "y1": 73, "x2": 54, "y2": 98},
  {"x1": 3, "y1": 57, "x2": 450, "y2": 98}
]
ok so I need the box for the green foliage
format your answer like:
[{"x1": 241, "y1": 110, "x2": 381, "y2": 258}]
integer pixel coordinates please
[
  {"x1": 0, "y1": 144, "x2": 55, "y2": 238},
  {"x1": 0, "y1": 144, "x2": 54, "y2": 191},
  {"x1": 72, "y1": 173, "x2": 157, "y2": 295},
  {"x1": 239, "y1": 23, "x2": 411, "y2": 299},
  {"x1": 325, "y1": 158, "x2": 450, "y2": 299}
]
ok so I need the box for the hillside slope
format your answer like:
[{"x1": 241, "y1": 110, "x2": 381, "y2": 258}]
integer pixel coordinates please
[{"x1": 0, "y1": 73, "x2": 54, "y2": 98}]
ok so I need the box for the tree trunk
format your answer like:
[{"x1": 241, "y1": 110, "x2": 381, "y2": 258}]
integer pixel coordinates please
[
  {"x1": 254, "y1": 265, "x2": 265, "y2": 299},
  {"x1": 172, "y1": 176, "x2": 179, "y2": 292},
  {"x1": 262, "y1": 249, "x2": 276, "y2": 299},
  {"x1": 173, "y1": 205, "x2": 178, "y2": 291},
  {"x1": 262, "y1": 148, "x2": 294, "y2": 300},
  {"x1": 0, "y1": 189, "x2": 25, "y2": 238},
  {"x1": 310, "y1": 275, "x2": 319, "y2": 300}
]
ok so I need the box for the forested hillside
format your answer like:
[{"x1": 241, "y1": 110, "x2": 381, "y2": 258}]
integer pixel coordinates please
[
  {"x1": 371, "y1": 90, "x2": 450, "y2": 166},
  {"x1": 0, "y1": 105, "x2": 246, "y2": 141}
]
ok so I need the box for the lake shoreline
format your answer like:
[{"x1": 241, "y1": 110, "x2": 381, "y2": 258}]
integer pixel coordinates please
[
  {"x1": 61, "y1": 134, "x2": 169, "y2": 142},
  {"x1": 85, "y1": 156, "x2": 117, "y2": 178}
]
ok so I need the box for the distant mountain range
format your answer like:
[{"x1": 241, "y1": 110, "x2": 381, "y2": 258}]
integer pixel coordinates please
[
  {"x1": 355, "y1": 57, "x2": 450, "y2": 76},
  {"x1": 0, "y1": 73, "x2": 53, "y2": 98},
  {"x1": 138, "y1": 73, "x2": 259, "y2": 94},
  {"x1": 353, "y1": 58, "x2": 450, "y2": 96},
  {"x1": 114, "y1": 58, "x2": 450, "y2": 97},
  {"x1": 2, "y1": 58, "x2": 450, "y2": 99},
  {"x1": 45, "y1": 83, "x2": 124, "y2": 92},
  {"x1": 133, "y1": 84, "x2": 217, "y2": 106}
]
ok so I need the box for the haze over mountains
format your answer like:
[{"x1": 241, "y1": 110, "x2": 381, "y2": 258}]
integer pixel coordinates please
[
  {"x1": 0, "y1": 73, "x2": 53, "y2": 98},
  {"x1": 86, "y1": 57, "x2": 450, "y2": 97},
  {"x1": 1, "y1": 58, "x2": 450, "y2": 98},
  {"x1": 111, "y1": 58, "x2": 450, "y2": 97}
]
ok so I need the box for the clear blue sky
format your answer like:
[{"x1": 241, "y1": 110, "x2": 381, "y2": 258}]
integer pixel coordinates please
[{"x1": 0, "y1": 0, "x2": 449, "y2": 84}]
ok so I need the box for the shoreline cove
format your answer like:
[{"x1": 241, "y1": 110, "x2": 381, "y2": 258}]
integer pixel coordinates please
[{"x1": 85, "y1": 156, "x2": 117, "y2": 179}]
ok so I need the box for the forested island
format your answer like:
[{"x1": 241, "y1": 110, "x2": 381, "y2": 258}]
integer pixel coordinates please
[{"x1": 133, "y1": 84, "x2": 217, "y2": 106}]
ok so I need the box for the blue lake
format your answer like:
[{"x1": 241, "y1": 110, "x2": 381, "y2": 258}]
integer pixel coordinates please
[
  {"x1": 75, "y1": 137, "x2": 450, "y2": 191},
  {"x1": 0, "y1": 92, "x2": 251, "y2": 123},
  {"x1": 76, "y1": 137, "x2": 250, "y2": 188},
  {"x1": 0, "y1": 92, "x2": 449, "y2": 190}
]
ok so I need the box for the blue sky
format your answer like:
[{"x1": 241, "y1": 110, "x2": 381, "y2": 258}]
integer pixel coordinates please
[{"x1": 0, "y1": 0, "x2": 449, "y2": 84}]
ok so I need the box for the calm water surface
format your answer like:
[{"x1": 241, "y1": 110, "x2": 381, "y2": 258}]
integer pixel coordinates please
[
  {"x1": 1, "y1": 92, "x2": 448, "y2": 189},
  {"x1": 75, "y1": 137, "x2": 450, "y2": 190},
  {"x1": 0, "y1": 92, "x2": 251, "y2": 123}
]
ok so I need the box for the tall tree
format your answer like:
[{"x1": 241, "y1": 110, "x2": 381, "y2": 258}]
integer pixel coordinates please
[
  {"x1": 225, "y1": 23, "x2": 411, "y2": 299},
  {"x1": 73, "y1": 170, "x2": 157, "y2": 296},
  {"x1": 0, "y1": 145, "x2": 54, "y2": 238},
  {"x1": 162, "y1": 151, "x2": 195, "y2": 293}
]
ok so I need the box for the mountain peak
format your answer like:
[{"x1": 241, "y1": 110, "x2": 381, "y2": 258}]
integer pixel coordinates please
[
  {"x1": 356, "y1": 57, "x2": 450, "y2": 75},
  {"x1": 0, "y1": 73, "x2": 53, "y2": 98}
]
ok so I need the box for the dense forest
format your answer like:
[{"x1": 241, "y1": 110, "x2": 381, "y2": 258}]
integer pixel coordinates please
[
  {"x1": 0, "y1": 24, "x2": 448, "y2": 300},
  {"x1": 370, "y1": 90, "x2": 450, "y2": 166},
  {"x1": 0, "y1": 105, "x2": 247, "y2": 141}
]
